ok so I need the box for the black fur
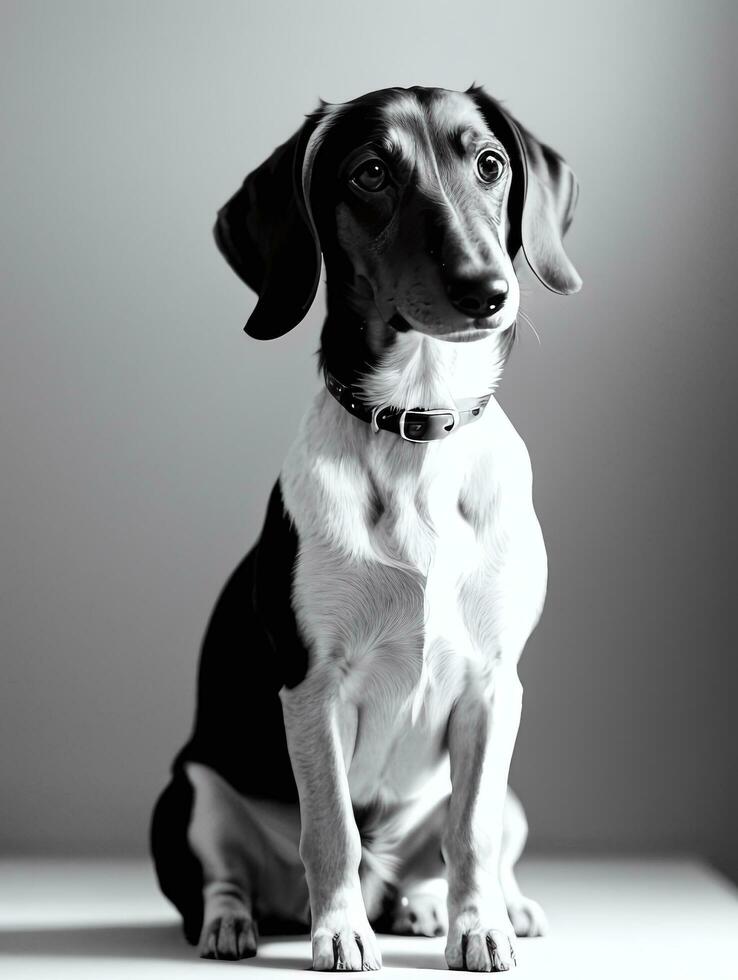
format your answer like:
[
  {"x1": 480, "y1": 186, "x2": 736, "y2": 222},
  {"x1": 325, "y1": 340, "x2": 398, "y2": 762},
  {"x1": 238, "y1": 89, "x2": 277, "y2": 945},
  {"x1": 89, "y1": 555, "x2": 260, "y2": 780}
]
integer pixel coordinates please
[{"x1": 150, "y1": 481, "x2": 306, "y2": 938}]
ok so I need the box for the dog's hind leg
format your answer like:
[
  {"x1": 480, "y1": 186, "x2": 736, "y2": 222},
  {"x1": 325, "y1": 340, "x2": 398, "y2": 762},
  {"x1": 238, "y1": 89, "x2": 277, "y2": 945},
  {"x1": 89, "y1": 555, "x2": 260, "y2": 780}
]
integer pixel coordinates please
[
  {"x1": 184, "y1": 762, "x2": 310, "y2": 959},
  {"x1": 185, "y1": 763, "x2": 259, "y2": 959},
  {"x1": 499, "y1": 787, "x2": 548, "y2": 937}
]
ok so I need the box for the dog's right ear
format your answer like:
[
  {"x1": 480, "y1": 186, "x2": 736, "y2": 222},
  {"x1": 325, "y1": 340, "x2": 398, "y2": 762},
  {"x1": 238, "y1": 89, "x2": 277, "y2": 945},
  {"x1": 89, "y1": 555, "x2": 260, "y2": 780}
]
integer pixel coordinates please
[{"x1": 214, "y1": 107, "x2": 328, "y2": 340}]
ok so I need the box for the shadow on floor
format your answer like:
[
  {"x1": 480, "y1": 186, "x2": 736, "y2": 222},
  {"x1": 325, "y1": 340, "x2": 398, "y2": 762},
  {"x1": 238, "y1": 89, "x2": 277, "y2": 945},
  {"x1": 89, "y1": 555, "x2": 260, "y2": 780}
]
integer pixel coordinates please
[
  {"x1": 0, "y1": 923, "x2": 303, "y2": 963},
  {"x1": 0, "y1": 923, "x2": 448, "y2": 970},
  {"x1": 0, "y1": 923, "x2": 197, "y2": 961}
]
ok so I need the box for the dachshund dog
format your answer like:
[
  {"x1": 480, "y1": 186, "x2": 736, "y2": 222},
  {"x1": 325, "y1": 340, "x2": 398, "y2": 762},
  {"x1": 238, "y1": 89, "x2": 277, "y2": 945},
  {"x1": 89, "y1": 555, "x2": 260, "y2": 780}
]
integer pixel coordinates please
[{"x1": 151, "y1": 85, "x2": 581, "y2": 972}]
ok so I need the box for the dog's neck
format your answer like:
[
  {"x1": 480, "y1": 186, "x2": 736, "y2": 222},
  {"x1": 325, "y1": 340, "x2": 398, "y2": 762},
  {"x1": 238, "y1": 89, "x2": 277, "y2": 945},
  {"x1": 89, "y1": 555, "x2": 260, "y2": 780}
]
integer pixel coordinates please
[{"x1": 319, "y1": 286, "x2": 515, "y2": 412}]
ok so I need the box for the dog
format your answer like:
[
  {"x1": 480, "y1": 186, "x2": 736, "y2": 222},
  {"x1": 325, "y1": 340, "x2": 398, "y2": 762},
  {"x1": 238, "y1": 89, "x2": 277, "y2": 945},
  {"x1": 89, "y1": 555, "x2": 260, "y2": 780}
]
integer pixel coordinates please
[{"x1": 151, "y1": 84, "x2": 581, "y2": 972}]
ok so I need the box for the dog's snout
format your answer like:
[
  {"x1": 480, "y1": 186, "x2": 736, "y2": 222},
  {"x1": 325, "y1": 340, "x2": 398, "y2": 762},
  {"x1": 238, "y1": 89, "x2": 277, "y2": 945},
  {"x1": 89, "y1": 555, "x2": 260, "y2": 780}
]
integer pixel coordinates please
[{"x1": 445, "y1": 277, "x2": 509, "y2": 319}]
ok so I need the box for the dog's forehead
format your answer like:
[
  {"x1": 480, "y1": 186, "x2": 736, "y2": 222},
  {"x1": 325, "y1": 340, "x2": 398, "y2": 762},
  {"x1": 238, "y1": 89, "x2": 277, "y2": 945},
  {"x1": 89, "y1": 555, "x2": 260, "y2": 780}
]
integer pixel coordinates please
[
  {"x1": 375, "y1": 89, "x2": 492, "y2": 150},
  {"x1": 324, "y1": 88, "x2": 496, "y2": 162}
]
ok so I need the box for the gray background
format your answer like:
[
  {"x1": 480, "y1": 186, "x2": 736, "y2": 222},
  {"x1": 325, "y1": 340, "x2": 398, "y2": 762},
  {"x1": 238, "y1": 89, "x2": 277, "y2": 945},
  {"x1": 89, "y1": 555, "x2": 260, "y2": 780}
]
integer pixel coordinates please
[{"x1": 2, "y1": 0, "x2": 736, "y2": 877}]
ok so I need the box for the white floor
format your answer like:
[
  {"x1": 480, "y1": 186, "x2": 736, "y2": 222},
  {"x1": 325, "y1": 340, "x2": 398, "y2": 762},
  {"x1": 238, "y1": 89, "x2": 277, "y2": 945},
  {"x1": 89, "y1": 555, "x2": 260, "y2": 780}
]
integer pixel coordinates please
[{"x1": 0, "y1": 857, "x2": 736, "y2": 979}]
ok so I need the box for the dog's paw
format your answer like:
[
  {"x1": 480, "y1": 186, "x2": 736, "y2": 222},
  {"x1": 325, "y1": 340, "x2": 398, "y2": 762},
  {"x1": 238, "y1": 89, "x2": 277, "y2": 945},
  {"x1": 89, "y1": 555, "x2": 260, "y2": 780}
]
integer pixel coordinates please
[
  {"x1": 198, "y1": 911, "x2": 258, "y2": 960},
  {"x1": 446, "y1": 909, "x2": 516, "y2": 972},
  {"x1": 312, "y1": 913, "x2": 382, "y2": 971},
  {"x1": 446, "y1": 929, "x2": 516, "y2": 972},
  {"x1": 506, "y1": 894, "x2": 547, "y2": 938},
  {"x1": 392, "y1": 890, "x2": 448, "y2": 937}
]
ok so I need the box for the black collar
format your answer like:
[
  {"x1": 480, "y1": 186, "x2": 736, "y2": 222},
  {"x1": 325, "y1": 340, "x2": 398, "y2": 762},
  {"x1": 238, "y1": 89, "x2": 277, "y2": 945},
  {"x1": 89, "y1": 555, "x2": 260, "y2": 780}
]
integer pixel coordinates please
[{"x1": 324, "y1": 367, "x2": 491, "y2": 443}]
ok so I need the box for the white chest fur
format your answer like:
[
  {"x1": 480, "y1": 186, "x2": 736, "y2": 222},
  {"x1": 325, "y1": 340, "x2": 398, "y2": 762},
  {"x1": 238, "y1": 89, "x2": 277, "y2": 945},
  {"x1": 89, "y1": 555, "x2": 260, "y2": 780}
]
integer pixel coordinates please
[{"x1": 279, "y1": 334, "x2": 547, "y2": 807}]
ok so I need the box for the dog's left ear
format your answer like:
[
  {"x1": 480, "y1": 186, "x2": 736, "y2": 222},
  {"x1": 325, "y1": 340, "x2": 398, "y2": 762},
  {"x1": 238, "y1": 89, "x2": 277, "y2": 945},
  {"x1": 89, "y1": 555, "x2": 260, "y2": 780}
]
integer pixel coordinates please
[
  {"x1": 470, "y1": 88, "x2": 582, "y2": 295},
  {"x1": 214, "y1": 106, "x2": 328, "y2": 340}
]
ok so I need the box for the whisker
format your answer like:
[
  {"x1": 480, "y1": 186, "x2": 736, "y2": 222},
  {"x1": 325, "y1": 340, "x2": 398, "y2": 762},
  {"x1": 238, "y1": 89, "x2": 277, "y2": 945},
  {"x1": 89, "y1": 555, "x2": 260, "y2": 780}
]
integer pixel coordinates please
[{"x1": 518, "y1": 308, "x2": 541, "y2": 345}]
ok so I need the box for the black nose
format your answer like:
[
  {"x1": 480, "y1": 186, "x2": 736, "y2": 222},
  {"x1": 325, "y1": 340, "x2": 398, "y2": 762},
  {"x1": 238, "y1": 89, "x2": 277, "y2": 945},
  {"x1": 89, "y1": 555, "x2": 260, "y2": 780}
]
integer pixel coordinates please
[{"x1": 445, "y1": 278, "x2": 509, "y2": 319}]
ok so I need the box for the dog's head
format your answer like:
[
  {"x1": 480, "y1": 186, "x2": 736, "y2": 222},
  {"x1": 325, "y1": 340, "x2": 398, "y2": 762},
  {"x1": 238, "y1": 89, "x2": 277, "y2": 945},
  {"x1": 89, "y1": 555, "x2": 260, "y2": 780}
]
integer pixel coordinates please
[{"x1": 215, "y1": 86, "x2": 581, "y2": 344}]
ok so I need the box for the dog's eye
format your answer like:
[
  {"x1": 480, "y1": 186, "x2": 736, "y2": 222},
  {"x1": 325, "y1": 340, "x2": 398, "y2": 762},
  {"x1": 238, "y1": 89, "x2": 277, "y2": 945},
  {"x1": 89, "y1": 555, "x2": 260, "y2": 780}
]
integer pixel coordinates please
[
  {"x1": 476, "y1": 150, "x2": 506, "y2": 184},
  {"x1": 350, "y1": 159, "x2": 388, "y2": 192}
]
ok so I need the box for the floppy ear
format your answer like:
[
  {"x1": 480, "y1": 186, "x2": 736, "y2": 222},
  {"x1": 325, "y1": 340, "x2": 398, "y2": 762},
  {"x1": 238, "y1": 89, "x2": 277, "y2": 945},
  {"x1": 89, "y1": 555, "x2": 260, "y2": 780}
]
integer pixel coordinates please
[
  {"x1": 469, "y1": 87, "x2": 582, "y2": 295},
  {"x1": 214, "y1": 108, "x2": 327, "y2": 339}
]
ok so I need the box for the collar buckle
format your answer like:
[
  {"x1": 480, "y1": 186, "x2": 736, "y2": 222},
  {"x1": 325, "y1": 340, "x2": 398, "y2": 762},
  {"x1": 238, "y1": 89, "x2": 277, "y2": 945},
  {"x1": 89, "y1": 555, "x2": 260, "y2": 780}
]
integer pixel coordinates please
[{"x1": 398, "y1": 407, "x2": 460, "y2": 443}]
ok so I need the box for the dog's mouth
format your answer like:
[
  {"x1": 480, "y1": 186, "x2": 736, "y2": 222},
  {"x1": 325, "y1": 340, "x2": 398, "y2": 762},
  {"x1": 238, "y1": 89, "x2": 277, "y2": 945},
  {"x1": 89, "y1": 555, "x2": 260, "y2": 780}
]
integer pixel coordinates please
[{"x1": 389, "y1": 309, "x2": 501, "y2": 343}]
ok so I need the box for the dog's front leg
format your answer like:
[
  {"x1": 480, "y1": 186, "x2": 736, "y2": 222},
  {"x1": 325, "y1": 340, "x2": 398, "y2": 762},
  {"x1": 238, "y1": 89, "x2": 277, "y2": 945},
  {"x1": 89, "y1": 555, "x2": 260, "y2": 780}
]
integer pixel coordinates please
[
  {"x1": 443, "y1": 663, "x2": 522, "y2": 972},
  {"x1": 280, "y1": 671, "x2": 382, "y2": 972}
]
